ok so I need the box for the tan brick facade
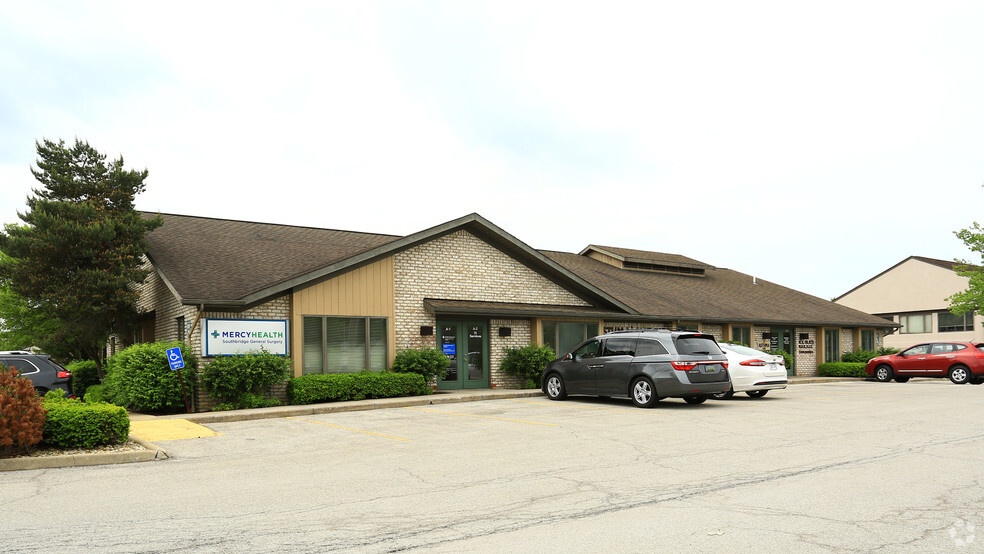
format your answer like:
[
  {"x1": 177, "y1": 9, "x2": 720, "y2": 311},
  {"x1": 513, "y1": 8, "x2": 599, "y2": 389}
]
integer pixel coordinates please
[{"x1": 394, "y1": 230, "x2": 588, "y2": 386}]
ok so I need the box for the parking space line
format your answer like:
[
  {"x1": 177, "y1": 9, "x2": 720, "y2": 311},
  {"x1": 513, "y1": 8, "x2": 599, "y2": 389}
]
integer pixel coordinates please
[
  {"x1": 511, "y1": 399, "x2": 661, "y2": 414},
  {"x1": 404, "y1": 407, "x2": 558, "y2": 426},
  {"x1": 286, "y1": 417, "x2": 411, "y2": 441}
]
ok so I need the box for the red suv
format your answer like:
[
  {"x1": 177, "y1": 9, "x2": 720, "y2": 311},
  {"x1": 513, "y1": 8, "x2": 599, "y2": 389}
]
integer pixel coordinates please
[{"x1": 866, "y1": 342, "x2": 984, "y2": 384}]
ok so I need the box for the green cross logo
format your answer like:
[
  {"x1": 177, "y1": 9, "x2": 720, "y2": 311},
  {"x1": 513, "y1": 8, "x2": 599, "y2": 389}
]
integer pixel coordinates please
[{"x1": 211, "y1": 330, "x2": 219, "y2": 339}]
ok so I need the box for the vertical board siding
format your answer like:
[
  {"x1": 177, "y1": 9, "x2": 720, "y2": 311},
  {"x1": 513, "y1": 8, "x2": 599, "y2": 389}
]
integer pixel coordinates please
[{"x1": 291, "y1": 257, "x2": 396, "y2": 376}]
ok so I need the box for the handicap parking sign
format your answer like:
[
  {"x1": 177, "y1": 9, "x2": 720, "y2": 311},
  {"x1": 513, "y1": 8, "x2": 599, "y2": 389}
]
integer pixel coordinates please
[{"x1": 166, "y1": 347, "x2": 185, "y2": 370}]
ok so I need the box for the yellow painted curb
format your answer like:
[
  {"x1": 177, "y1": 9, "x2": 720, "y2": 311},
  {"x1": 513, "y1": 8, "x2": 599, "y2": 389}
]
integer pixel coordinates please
[{"x1": 130, "y1": 419, "x2": 221, "y2": 442}]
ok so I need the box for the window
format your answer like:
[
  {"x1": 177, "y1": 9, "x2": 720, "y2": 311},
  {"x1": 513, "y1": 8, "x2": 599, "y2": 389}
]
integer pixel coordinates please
[
  {"x1": 824, "y1": 329, "x2": 840, "y2": 363},
  {"x1": 731, "y1": 326, "x2": 751, "y2": 345},
  {"x1": 861, "y1": 329, "x2": 875, "y2": 351},
  {"x1": 133, "y1": 327, "x2": 143, "y2": 344},
  {"x1": 635, "y1": 339, "x2": 669, "y2": 356},
  {"x1": 542, "y1": 321, "x2": 599, "y2": 356},
  {"x1": 302, "y1": 316, "x2": 387, "y2": 374},
  {"x1": 900, "y1": 314, "x2": 932, "y2": 334},
  {"x1": 602, "y1": 338, "x2": 636, "y2": 356},
  {"x1": 938, "y1": 311, "x2": 974, "y2": 332},
  {"x1": 176, "y1": 316, "x2": 186, "y2": 342},
  {"x1": 572, "y1": 340, "x2": 601, "y2": 361}
]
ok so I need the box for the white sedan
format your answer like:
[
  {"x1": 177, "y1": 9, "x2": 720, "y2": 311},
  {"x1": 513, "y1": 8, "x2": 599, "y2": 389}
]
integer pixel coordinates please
[{"x1": 713, "y1": 343, "x2": 788, "y2": 399}]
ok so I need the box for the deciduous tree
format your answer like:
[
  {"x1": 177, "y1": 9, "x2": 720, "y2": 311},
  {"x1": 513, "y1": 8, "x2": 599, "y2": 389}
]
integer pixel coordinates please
[{"x1": 947, "y1": 221, "x2": 984, "y2": 316}]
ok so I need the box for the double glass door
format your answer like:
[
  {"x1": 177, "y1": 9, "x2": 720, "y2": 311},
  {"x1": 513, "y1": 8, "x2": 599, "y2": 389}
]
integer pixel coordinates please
[{"x1": 438, "y1": 320, "x2": 488, "y2": 390}]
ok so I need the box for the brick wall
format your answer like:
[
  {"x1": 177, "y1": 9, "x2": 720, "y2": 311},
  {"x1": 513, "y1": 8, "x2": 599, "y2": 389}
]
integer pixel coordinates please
[{"x1": 394, "y1": 230, "x2": 588, "y2": 386}]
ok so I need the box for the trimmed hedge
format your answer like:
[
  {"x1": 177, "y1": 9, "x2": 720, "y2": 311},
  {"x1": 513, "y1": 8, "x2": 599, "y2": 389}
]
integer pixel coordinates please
[
  {"x1": 103, "y1": 341, "x2": 198, "y2": 414},
  {"x1": 41, "y1": 392, "x2": 129, "y2": 448},
  {"x1": 818, "y1": 362, "x2": 867, "y2": 378},
  {"x1": 390, "y1": 348, "x2": 449, "y2": 381},
  {"x1": 288, "y1": 371, "x2": 429, "y2": 405},
  {"x1": 500, "y1": 344, "x2": 555, "y2": 389},
  {"x1": 200, "y1": 350, "x2": 290, "y2": 410},
  {"x1": 66, "y1": 359, "x2": 99, "y2": 399}
]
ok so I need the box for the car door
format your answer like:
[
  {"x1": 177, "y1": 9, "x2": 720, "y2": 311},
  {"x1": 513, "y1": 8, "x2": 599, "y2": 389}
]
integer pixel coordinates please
[
  {"x1": 927, "y1": 343, "x2": 959, "y2": 374},
  {"x1": 595, "y1": 337, "x2": 638, "y2": 396},
  {"x1": 562, "y1": 339, "x2": 602, "y2": 394},
  {"x1": 894, "y1": 344, "x2": 931, "y2": 375}
]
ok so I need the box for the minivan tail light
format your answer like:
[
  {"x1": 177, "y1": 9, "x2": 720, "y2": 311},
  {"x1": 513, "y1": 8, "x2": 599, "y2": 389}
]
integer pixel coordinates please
[
  {"x1": 57, "y1": 371, "x2": 72, "y2": 379},
  {"x1": 740, "y1": 359, "x2": 766, "y2": 367},
  {"x1": 671, "y1": 361, "x2": 697, "y2": 371}
]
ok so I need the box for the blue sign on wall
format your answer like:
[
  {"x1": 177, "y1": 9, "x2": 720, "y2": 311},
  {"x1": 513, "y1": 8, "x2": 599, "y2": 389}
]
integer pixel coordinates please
[{"x1": 442, "y1": 343, "x2": 456, "y2": 355}]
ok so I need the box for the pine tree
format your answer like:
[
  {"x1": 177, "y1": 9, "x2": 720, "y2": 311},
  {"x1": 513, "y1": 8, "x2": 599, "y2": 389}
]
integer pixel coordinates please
[{"x1": 0, "y1": 139, "x2": 162, "y2": 374}]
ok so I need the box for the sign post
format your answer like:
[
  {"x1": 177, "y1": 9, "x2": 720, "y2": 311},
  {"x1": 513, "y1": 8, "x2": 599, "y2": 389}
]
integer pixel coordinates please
[{"x1": 166, "y1": 347, "x2": 191, "y2": 414}]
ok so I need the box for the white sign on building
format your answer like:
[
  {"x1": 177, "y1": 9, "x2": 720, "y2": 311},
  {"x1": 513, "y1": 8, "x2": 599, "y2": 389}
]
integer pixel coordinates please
[{"x1": 203, "y1": 319, "x2": 289, "y2": 356}]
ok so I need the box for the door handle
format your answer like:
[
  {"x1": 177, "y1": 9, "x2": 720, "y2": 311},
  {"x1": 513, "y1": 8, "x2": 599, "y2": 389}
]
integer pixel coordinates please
[{"x1": 588, "y1": 364, "x2": 604, "y2": 369}]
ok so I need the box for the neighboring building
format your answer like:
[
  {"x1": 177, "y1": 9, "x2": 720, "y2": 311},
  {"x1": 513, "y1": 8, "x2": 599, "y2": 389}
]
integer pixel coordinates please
[
  {"x1": 129, "y1": 212, "x2": 894, "y2": 404},
  {"x1": 835, "y1": 256, "x2": 983, "y2": 349}
]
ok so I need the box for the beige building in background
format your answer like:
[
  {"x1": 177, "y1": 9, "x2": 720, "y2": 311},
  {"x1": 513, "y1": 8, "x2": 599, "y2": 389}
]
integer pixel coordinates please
[{"x1": 835, "y1": 256, "x2": 983, "y2": 349}]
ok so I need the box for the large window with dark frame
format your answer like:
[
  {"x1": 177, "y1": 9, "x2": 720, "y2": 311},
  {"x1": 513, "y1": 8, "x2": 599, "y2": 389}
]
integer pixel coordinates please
[
  {"x1": 824, "y1": 328, "x2": 840, "y2": 363},
  {"x1": 860, "y1": 329, "x2": 875, "y2": 351},
  {"x1": 303, "y1": 316, "x2": 387, "y2": 374},
  {"x1": 938, "y1": 310, "x2": 974, "y2": 332},
  {"x1": 542, "y1": 321, "x2": 599, "y2": 357},
  {"x1": 731, "y1": 326, "x2": 751, "y2": 345},
  {"x1": 900, "y1": 313, "x2": 932, "y2": 334}
]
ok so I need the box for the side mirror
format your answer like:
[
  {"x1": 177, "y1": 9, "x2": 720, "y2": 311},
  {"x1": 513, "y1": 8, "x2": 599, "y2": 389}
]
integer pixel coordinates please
[{"x1": 564, "y1": 353, "x2": 573, "y2": 361}]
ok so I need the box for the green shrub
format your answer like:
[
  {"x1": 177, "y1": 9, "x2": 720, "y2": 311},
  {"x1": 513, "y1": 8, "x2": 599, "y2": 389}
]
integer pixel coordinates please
[
  {"x1": 41, "y1": 391, "x2": 129, "y2": 448},
  {"x1": 390, "y1": 348, "x2": 449, "y2": 381},
  {"x1": 818, "y1": 362, "x2": 867, "y2": 377},
  {"x1": 83, "y1": 385, "x2": 107, "y2": 403},
  {"x1": 66, "y1": 359, "x2": 99, "y2": 399},
  {"x1": 500, "y1": 344, "x2": 556, "y2": 389},
  {"x1": 840, "y1": 350, "x2": 879, "y2": 364},
  {"x1": 211, "y1": 392, "x2": 282, "y2": 412},
  {"x1": 288, "y1": 371, "x2": 429, "y2": 405},
  {"x1": 0, "y1": 365, "x2": 46, "y2": 457},
  {"x1": 878, "y1": 346, "x2": 900, "y2": 356},
  {"x1": 102, "y1": 341, "x2": 198, "y2": 414},
  {"x1": 200, "y1": 350, "x2": 290, "y2": 410}
]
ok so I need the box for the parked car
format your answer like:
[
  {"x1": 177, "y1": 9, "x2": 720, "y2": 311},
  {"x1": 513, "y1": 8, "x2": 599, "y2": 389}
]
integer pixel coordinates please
[
  {"x1": 865, "y1": 342, "x2": 984, "y2": 384},
  {"x1": 540, "y1": 328, "x2": 730, "y2": 407},
  {"x1": 0, "y1": 351, "x2": 73, "y2": 396},
  {"x1": 713, "y1": 343, "x2": 788, "y2": 399}
]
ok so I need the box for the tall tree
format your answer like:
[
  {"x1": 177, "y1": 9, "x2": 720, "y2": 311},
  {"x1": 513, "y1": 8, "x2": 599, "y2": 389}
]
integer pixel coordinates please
[
  {"x1": 947, "y1": 221, "x2": 984, "y2": 316},
  {"x1": 0, "y1": 139, "x2": 162, "y2": 374}
]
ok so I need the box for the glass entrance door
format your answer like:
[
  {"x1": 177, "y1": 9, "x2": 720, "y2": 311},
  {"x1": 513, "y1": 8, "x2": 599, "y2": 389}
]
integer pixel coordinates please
[
  {"x1": 769, "y1": 326, "x2": 795, "y2": 376},
  {"x1": 438, "y1": 320, "x2": 489, "y2": 390}
]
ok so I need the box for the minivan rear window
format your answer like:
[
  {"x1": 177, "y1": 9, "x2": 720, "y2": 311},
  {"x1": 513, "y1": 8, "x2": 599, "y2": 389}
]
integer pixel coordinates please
[{"x1": 674, "y1": 335, "x2": 724, "y2": 355}]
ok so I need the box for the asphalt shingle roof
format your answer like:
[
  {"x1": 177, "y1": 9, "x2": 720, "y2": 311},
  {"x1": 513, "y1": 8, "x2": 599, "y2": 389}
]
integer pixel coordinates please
[
  {"x1": 143, "y1": 213, "x2": 400, "y2": 303},
  {"x1": 542, "y1": 250, "x2": 893, "y2": 327}
]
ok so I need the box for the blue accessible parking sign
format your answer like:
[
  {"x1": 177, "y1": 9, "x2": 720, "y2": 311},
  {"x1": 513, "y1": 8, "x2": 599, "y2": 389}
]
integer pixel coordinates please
[{"x1": 166, "y1": 347, "x2": 185, "y2": 370}]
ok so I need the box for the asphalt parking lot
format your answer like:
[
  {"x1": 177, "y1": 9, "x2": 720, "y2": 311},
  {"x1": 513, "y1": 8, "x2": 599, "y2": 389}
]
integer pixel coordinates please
[{"x1": 5, "y1": 379, "x2": 984, "y2": 552}]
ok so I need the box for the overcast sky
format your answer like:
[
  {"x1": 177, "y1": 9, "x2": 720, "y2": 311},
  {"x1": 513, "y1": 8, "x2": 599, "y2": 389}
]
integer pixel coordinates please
[{"x1": 2, "y1": 1, "x2": 982, "y2": 301}]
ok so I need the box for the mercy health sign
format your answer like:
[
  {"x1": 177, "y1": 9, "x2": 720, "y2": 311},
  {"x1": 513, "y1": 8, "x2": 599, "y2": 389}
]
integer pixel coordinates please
[{"x1": 203, "y1": 319, "x2": 288, "y2": 356}]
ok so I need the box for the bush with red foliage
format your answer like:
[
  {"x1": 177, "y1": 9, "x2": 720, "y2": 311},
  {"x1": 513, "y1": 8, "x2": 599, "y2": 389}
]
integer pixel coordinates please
[{"x1": 0, "y1": 365, "x2": 47, "y2": 458}]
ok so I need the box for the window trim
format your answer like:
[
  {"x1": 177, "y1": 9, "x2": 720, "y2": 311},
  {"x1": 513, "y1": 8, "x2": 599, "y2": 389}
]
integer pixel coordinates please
[{"x1": 302, "y1": 315, "x2": 388, "y2": 374}]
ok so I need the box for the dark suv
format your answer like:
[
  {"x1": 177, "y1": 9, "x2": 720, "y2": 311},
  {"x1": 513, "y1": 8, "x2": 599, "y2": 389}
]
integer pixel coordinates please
[
  {"x1": 0, "y1": 351, "x2": 73, "y2": 396},
  {"x1": 540, "y1": 329, "x2": 730, "y2": 407}
]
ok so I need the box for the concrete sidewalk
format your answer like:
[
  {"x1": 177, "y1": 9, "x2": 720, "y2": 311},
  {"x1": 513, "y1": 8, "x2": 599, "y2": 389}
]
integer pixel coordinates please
[{"x1": 1, "y1": 377, "x2": 859, "y2": 472}]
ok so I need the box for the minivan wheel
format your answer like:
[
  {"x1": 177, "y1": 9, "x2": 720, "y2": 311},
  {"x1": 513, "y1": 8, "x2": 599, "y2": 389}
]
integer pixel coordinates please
[
  {"x1": 630, "y1": 377, "x2": 659, "y2": 408},
  {"x1": 874, "y1": 365, "x2": 893, "y2": 382},
  {"x1": 545, "y1": 374, "x2": 567, "y2": 400},
  {"x1": 746, "y1": 390, "x2": 768, "y2": 398},
  {"x1": 711, "y1": 389, "x2": 734, "y2": 400},
  {"x1": 683, "y1": 396, "x2": 707, "y2": 405},
  {"x1": 949, "y1": 365, "x2": 971, "y2": 385}
]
